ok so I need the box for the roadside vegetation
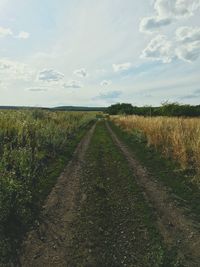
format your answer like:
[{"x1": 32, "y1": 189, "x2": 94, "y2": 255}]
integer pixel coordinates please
[
  {"x1": 110, "y1": 117, "x2": 200, "y2": 222},
  {"x1": 111, "y1": 115, "x2": 200, "y2": 186},
  {"x1": 0, "y1": 109, "x2": 96, "y2": 264}
]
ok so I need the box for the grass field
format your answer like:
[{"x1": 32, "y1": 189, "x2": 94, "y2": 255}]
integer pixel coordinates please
[
  {"x1": 109, "y1": 120, "x2": 200, "y2": 222},
  {"x1": 111, "y1": 115, "x2": 200, "y2": 186},
  {"x1": 0, "y1": 109, "x2": 96, "y2": 264},
  {"x1": 0, "y1": 112, "x2": 200, "y2": 266}
]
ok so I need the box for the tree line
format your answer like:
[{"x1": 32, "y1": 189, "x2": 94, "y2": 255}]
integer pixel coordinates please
[{"x1": 106, "y1": 102, "x2": 200, "y2": 117}]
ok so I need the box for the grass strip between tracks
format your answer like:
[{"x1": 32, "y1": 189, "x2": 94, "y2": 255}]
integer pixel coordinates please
[{"x1": 68, "y1": 121, "x2": 180, "y2": 267}]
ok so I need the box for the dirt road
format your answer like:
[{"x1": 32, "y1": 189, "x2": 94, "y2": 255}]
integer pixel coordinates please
[
  {"x1": 18, "y1": 121, "x2": 200, "y2": 267},
  {"x1": 19, "y1": 124, "x2": 96, "y2": 266},
  {"x1": 106, "y1": 121, "x2": 200, "y2": 267}
]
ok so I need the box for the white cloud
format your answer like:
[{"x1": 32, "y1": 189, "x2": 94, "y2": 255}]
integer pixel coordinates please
[
  {"x1": 0, "y1": 27, "x2": 30, "y2": 40},
  {"x1": 0, "y1": 26, "x2": 13, "y2": 37},
  {"x1": 141, "y1": 35, "x2": 174, "y2": 63},
  {"x1": 175, "y1": 26, "x2": 200, "y2": 62},
  {"x1": 63, "y1": 80, "x2": 82, "y2": 88},
  {"x1": 112, "y1": 62, "x2": 132, "y2": 72},
  {"x1": 142, "y1": 27, "x2": 200, "y2": 63},
  {"x1": 101, "y1": 80, "x2": 112, "y2": 86},
  {"x1": 17, "y1": 31, "x2": 30, "y2": 39},
  {"x1": 176, "y1": 26, "x2": 200, "y2": 42},
  {"x1": 140, "y1": 17, "x2": 172, "y2": 33},
  {"x1": 73, "y1": 68, "x2": 88, "y2": 78},
  {"x1": 140, "y1": 0, "x2": 200, "y2": 33},
  {"x1": 155, "y1": 0, "x2": 200, "y2": 19},
  {"x1": 38, "y1": 69, "x2": 64, "y2": 82},
  {"x1": 176, "y1": 41, "x2": 200, "y2": 62},
  {"x1": 0, "y1": 60, "x2": 11, "y2": 70},
  {"x1": 0, "y1": 59, "x2": 34, "y2": 81}
]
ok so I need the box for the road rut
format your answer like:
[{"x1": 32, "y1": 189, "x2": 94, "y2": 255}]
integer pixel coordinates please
[
  {"x1": 19, "y1": 124, "x2": 96, "y2": 267},
  {"x1": 106, "y1": 121, "x2": 200, "y2": 267}
]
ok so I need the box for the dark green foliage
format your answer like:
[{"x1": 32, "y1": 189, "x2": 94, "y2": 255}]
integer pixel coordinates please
[
  {"x1": 106, "y1": 103, "x2": 134, "y2": 115},
  {"x1": 106, "y1": 102, "x2": 200, "y2": 117}
]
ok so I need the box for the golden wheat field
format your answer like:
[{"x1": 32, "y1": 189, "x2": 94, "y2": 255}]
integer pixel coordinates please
[{"x1": 111, "y1": 115, "x2": 200, "y2": 184}]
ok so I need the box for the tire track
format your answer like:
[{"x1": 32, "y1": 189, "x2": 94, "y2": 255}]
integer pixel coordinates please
[
  {"x1": 19, "y1": 123, "x2": 96, "y2": 267},
  {"x1": 106, "y1": 121, "x2": 200, "y2": 267}
]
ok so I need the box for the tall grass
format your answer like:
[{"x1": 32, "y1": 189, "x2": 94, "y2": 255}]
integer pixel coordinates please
[
  {"x1": 0, "y1": 109, "x2": 96, "y2": 263},
  {"x1": 111, "y1": 115, "x2": 200, "y2": 184}
]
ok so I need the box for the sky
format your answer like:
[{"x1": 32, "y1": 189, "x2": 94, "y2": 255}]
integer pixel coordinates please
[{"x1": 0, "y1": 0, "x2": 200, "y2": 107}]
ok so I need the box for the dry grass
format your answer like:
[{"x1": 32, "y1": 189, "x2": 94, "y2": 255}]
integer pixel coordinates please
[{"x1": 111, "y1": 115, "x2": 200, "y2": 184}]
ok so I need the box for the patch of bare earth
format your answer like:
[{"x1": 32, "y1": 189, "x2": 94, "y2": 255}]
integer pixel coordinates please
[
  {"x1": 19, "y1": 124, "x2": 96, "y2": 267},
  {"x1": 106, "y1": 122, "x2": 200, "y2": 267}
]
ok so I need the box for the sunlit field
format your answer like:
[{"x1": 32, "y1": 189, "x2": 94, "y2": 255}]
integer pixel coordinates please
[{"x1": 111, "y1": 115, "x2": 200, "y2": 185}]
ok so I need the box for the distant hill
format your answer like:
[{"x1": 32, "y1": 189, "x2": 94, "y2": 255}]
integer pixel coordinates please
[
  {"x1": 53, "y1": 106, "x2": 106, "y2": 111},
  {"x1": 0, "y1": 106, "x2": 21, "y2": 110},
  {"x1": 0, "y1": 106, "x2": 49, "y2": 110},
  {"x1": 0, "y1": 106, "x2": 106, "y2": 112}
]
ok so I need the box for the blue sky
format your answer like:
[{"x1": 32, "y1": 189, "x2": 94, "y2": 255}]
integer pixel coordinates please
[{"x1": 0, "y1": 0, "x2": 200, "y2": 107}]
